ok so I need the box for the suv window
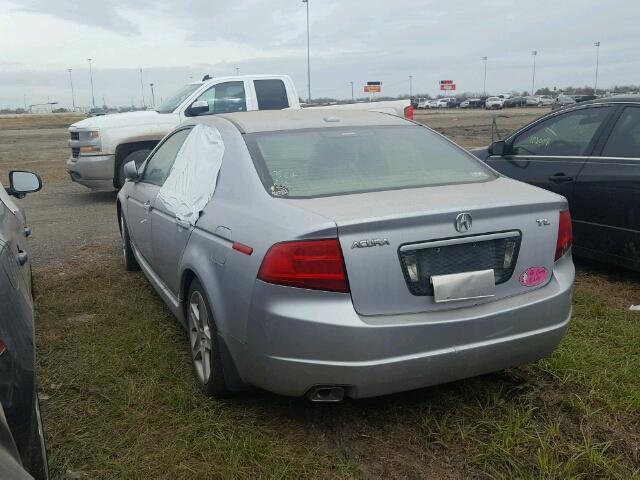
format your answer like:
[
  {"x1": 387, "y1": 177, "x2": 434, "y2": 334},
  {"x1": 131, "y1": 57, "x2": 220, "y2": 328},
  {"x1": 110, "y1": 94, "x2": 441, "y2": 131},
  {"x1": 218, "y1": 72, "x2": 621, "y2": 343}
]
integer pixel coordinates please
[
  {"x1": 254, "y1": 79, "x2": 289, "y2": 110},
  {"x1": 601, "y1": 107, "x2": 640, "y2": 158},
  {"x1": 510, "y1": 106, "x2": 611, "y2": 156},
  {"x1": 141, "y1": 128, "x2": 191, "y2": 186},
  {"x1": 194, "y1": 81, "x2": 247, "y2": 114}
]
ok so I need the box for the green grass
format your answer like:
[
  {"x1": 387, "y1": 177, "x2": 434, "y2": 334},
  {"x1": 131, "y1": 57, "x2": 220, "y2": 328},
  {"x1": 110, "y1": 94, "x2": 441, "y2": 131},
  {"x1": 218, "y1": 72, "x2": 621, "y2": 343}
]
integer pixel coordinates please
[{"x1": 35, "y1": 257, "x2": 640, "y2": 479}]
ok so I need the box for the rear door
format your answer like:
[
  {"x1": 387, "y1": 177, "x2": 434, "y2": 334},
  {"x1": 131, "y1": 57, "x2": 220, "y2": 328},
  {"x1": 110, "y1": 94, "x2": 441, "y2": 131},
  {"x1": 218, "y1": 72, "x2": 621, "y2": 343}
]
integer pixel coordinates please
[
  {"x1": 486, "y1": 105, "x2": 614, "y2": 204},
  {"x1": 126, "y1": 128, "x2": 192, "y2": 263},
  {"x1": 572, "y1": 105, "x2": 640, "y2": 268}
]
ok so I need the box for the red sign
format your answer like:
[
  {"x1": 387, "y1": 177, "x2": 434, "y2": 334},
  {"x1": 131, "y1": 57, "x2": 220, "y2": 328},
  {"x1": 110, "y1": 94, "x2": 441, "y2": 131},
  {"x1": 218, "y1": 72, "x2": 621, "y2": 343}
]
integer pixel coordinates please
[
  {"x1": 364, "y1": 85, "x2": 381, "y2": 93},
  {"x1": 440, "y1": 84, "x2": 456, "y2": 91}
]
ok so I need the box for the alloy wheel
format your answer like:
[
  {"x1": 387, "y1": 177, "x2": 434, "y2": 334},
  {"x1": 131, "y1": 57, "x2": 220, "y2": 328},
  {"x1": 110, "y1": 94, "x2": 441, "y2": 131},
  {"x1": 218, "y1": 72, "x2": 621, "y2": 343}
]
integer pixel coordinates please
[{"x1": 188, "y1": 290, "x2": 213, "y2": 384}]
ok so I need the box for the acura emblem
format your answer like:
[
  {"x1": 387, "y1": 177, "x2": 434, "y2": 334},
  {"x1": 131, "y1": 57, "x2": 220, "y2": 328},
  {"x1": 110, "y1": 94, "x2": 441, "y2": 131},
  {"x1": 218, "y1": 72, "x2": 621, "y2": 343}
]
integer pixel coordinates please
[{"x1": 455, "y1": 213, "x2": 472, "y2": 233}]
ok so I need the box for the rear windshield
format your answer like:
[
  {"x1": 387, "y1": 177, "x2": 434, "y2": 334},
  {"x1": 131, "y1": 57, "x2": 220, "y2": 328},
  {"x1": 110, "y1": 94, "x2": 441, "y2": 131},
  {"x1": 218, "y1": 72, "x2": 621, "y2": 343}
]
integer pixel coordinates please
[{"x1": 244, "y1": 125, "x2": 495, "y2": 198}]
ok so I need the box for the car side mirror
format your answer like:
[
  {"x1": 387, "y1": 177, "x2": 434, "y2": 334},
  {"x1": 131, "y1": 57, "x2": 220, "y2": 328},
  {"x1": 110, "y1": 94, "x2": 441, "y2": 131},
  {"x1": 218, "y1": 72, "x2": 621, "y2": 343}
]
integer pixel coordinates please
[
  {"x1": 488, "y1": 140, "x2": 506, "y2": 156},
  {"x1": 123, "y1": 161, "x2": 140, "y2": 182},
  {"x1": 185, "y1": 100, "x2": 209, "y2": 117},
  {"x1": 7, "y1": 170, "x2": 42, "y2": 198}
]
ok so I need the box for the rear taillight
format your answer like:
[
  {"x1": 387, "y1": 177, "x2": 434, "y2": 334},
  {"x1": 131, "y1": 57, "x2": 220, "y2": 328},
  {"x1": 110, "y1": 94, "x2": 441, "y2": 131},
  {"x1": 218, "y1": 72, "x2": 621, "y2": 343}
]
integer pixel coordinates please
[
  {"x1": 257, "y1": 239, "x2": 349, "y2": 293},
  {"x1": 554, "y1": 210, "x2": 572, "y2": 261},
  {"x1": 404, "y1": 105, "x2": 414, "y2": 120}
]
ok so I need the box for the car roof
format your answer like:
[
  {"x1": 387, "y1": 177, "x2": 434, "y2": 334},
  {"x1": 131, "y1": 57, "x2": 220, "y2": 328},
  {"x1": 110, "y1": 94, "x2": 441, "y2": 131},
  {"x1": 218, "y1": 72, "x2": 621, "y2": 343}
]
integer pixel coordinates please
[
  {"x1": 585, "y1": 95, "x2": 640, "y2": 105},
  {"x1": 204, "y1": 109, "x2": 410, "y2": 133}
]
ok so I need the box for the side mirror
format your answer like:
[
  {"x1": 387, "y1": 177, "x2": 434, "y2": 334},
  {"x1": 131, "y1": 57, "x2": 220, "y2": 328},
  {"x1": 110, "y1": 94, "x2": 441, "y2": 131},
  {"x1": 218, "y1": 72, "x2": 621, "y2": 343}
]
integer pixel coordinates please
[
  {"x1": 123, "y1": 161, "x2": 140, "y2": 182},
  {"x1": 488, "y1": 140, "x2": 506, "y2": 156},
  {"x1": 7, "y1": 170, "x2": 42, "y2": 198},
  {"x1": 185, "y1": 100, "x2": 209, "y2": 117}
]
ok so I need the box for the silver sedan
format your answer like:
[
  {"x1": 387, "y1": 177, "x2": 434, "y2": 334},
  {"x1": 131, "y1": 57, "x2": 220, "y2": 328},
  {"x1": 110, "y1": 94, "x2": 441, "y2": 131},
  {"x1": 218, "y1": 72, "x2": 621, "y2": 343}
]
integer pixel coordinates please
[{"x1": 117, "y1": 109, "x2": 574, "y2": 401}]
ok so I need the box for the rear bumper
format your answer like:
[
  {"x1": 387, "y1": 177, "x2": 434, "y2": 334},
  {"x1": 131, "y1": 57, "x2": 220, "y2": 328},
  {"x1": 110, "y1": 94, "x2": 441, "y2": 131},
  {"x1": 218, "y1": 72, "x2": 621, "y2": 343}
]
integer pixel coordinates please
[
  {"x1": 66, "y1": 154, "x2": 115, "y2": 189},
  {"x1": 234, "y1": 255, "x2": 574, "y2": 399}
]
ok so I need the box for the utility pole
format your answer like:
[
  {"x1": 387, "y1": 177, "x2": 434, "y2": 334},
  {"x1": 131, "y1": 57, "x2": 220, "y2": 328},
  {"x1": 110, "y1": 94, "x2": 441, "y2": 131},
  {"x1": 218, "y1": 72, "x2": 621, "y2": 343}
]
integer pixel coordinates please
[
  {"x1": 140, "y1": 68, "x2": 145, "y2": 108},
  {"x1": 87, "y1": 58, "x2": 95, "y2": 108},
  {"x1": 481, "y1": 56, "x2": 488, "y2": 96},
  {"x1": 302, "y1": 0, "x2": 311, "y2": 103},
  {"x1": 149, "y1": 83, "x2": 156, "y2": 107},
  {"x1": 531, "y1": 50, "x2": 537, "y2": 96},
  {"x1": 594, "y1": 41, "x2": 601, "y2": 95},
  {"x1": 235, "y1": 67, "x2": 240, "y2": 76},
  {"x1": 68, "y1": 68, "x2": 76, "y2": 111},
  {"x1": 350, "y1": 81, "x2": 354, "y2": 101},
  {"x1": 409, "y1": 75, "x2": 413, "y2": 98}
]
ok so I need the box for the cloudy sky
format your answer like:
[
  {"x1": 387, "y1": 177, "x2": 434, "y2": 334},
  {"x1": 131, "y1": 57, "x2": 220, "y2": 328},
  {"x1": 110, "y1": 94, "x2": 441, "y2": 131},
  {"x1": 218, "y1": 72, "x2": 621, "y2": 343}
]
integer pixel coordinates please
[{"x1": 0, "y1": 0, "x2": 638, "y2": 108}]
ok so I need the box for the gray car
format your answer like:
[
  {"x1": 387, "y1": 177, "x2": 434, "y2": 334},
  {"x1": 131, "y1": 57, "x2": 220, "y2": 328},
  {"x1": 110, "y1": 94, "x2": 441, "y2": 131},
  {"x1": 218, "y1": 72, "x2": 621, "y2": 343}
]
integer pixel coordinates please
[
  {"x1": 0, "y1": 171, "x2": 48, "y2": 478},
  {"x1": 117, "y1": 110, "x2": 574, "y2": 401}
]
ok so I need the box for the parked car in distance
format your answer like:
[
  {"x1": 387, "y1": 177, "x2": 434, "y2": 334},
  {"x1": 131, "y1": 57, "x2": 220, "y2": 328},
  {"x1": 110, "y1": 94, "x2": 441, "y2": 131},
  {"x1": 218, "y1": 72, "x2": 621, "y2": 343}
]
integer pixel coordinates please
[
  {"x1": 117, "y1": 109, "x2": 573, "y2": 401},
  {"x1": 525, "y1": 96, "x2": 540, "y2": 106},
  {"x1": 472, "y1": 96, "x2": 640, "y2": 271},
  {"x1": 552, "y1": 94, "x2": 576, "y2": 110},
  {"x1": 535, "y1": 95, "x2": 554, "y2": 106},
  {"x1": 460, "y1": 98, "x2": 484, "y2": 108},
  {"x1": 417, "y1": 99, "x2": 430, "y2": 109},
  {"x1": 87, "y1": 108, "x2": 106, "y2": 117},
  {"x1": 485, "y1": 96, "x2": 504, "y2": 109},
  {"x1": 503, "y1": 96, "x2": 528, "y2": 108},
  {"x1": 572, "y1": 95, "x2": 597, "y2": 103},
  {"x1": 436, "y1": 98, "x2": 457, "y2": 108},
  {"x1": 426, "y1": 99, "x2": 439, "y2": 109},
  {"x1": 0, "y1": 171, "x2": 48, "y2": 479}
]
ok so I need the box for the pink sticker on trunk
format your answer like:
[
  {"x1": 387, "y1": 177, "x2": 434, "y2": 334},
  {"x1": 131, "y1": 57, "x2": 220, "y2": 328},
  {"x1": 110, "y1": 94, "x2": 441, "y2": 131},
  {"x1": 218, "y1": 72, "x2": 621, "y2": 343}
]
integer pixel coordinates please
[{"x1": 519, "y1": 267, "x2": 548, "y2": 287}]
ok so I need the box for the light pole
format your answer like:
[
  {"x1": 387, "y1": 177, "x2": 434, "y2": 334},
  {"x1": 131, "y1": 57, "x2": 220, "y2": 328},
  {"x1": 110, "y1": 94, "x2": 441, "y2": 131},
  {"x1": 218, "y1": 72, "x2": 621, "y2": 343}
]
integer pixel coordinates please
[
  {"x1": 87, "y1": 58, "x2": 95, "y2": 108},
  {"x1": 149, "y1": 83, "x2": 156, "y2": 107},
  {"x1": 140, "y1": 68, "x2": 146, "y2": 108},
  {"x1": 594, "y1": 41, "x2": 601, "y2": 95},
  {"x1": 67, "y1": 68, "x2": 76, "y2": 111},
  {"x1": 481, "y1": 56, "x2": 488, "y2": 96},
  {"x1": 235, "y1": 67, "x2": 240, "y2": 76},
  {"x1": 531, "y1": 50, "x2": 537, "y2": 96},
  {"x1": 409, "y1": 75, "x2": 413, "y2": 98},
  {"x1": 350, "y1": 81, "x2": 354, "y2": 101},
  {"x1": 302, "y1": 0, "x2": 311, "y2": 103}
]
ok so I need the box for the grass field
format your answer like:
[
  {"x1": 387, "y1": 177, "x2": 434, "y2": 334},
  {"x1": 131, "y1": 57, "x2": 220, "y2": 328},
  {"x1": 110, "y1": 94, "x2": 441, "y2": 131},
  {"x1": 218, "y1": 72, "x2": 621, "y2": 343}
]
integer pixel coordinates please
[{"x1": 1, "y1": 112, "x2": 637, "y2": 479}]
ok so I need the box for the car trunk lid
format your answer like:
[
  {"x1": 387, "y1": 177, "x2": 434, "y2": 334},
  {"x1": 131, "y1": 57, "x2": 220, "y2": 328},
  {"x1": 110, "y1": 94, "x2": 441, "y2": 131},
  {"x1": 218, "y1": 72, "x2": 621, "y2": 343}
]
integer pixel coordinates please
[{"x1": 283, "y1": 177, "x2": 566, "y2": 316}]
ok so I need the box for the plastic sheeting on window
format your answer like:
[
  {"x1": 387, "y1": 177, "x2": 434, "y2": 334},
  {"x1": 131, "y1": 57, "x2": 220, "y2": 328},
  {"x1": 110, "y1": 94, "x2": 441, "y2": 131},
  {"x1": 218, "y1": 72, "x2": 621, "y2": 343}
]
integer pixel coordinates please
[{"x1": 157, "y1": 124, "x2": 225, "y2": 226}]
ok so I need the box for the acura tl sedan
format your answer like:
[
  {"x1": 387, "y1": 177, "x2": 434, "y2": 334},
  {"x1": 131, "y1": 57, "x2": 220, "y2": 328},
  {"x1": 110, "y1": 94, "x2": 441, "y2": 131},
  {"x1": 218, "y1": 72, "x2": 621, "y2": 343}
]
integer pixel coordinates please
[{"x1": 117, "y1": 110, "x2": 574, "y2": 401}]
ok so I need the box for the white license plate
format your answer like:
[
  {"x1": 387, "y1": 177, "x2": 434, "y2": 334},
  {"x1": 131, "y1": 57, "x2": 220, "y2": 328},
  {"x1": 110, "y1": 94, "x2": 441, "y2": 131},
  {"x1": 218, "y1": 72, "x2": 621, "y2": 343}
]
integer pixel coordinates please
[{"x1": 431, "y1": 269, "x2": 496, "y2": 303}]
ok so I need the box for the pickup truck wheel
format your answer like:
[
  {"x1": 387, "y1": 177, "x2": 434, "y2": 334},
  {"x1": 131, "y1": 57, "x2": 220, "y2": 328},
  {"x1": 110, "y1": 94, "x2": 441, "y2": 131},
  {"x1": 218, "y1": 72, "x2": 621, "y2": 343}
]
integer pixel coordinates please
[
  {"x1": 120, "y1": 215, "x2": 140, "y2": 271},
  {"x1": 187, "y1": 279, "x2": 229, "y2": 397},
  {"x1": 116, "y1": 149, "x2": 151, "y2": 189}
]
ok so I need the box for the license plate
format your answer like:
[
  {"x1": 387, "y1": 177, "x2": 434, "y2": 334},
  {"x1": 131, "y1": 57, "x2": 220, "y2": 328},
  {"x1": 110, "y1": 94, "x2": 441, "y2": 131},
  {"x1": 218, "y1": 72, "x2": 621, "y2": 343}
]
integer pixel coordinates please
[{"x1": 431, "y1": 269, "x2": 496, "y2": 303}]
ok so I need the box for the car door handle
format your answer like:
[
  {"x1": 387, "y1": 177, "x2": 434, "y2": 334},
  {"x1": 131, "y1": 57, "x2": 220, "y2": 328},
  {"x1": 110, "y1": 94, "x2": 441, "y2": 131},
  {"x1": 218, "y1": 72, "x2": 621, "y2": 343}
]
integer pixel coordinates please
[
  {"x1": 549, "y1": 173, "x2": 573, "y2": 183},
  {"x1": 143, "y1": 201, "x2": 152, "y2": 213},
  {"x1": 17, "y1": 249, "x2": 28, "y2": 266}
]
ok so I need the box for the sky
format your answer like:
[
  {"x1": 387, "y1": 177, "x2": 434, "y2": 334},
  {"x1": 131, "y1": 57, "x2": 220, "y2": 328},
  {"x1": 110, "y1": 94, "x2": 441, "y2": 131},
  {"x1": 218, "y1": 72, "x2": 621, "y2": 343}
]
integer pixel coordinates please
[{"x1": 0, "y1": 0, "x2": 639, "y2": 109}]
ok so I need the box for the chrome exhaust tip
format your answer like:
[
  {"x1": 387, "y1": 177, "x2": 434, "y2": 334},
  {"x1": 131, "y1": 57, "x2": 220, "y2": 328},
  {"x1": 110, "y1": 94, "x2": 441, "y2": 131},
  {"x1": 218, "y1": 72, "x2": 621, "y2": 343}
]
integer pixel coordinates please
[{"x1": 306, "y1": 386, "x2": 345, "y2": 403}]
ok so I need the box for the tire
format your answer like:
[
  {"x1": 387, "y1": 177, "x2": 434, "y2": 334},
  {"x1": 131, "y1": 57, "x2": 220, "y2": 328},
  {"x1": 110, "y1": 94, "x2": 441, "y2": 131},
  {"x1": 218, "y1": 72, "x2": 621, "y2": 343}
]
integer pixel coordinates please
[
  {"x1": 115, "y1": 149, "x2": 151, "y2": 189},
  {"x1": 120, "y1": 214, "x2": 140, "y2": 272},
  {"x1": 186, "y1": 279, "x2": 228, "y2": 397}
]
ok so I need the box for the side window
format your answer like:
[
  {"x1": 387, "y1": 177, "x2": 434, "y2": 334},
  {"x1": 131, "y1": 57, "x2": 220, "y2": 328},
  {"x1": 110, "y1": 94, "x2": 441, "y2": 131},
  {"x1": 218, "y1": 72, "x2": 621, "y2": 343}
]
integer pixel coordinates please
[
  {"x1": 141, "y1": 128, "x2": 191, "y2": 186},
  {"x1": 194, "y1": 81, "x2": 246, "y2": 114},
  {"x1": 601, "y1": 107, "x2": 640, "y2": 158},
  {"x1": 254, "y1": 79, "x2": 289, "y2": 110},
  {"x1": 510, "y1": 107, "x2": 611, "y2": 156}
]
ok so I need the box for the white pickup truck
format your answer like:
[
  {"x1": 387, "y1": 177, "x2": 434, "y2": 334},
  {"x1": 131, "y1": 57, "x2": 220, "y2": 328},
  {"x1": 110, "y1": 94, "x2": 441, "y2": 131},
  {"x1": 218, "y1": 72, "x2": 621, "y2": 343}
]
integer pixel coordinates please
[{"x1": 67, "y1": 74, "x2": 413, "y2": 189}]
